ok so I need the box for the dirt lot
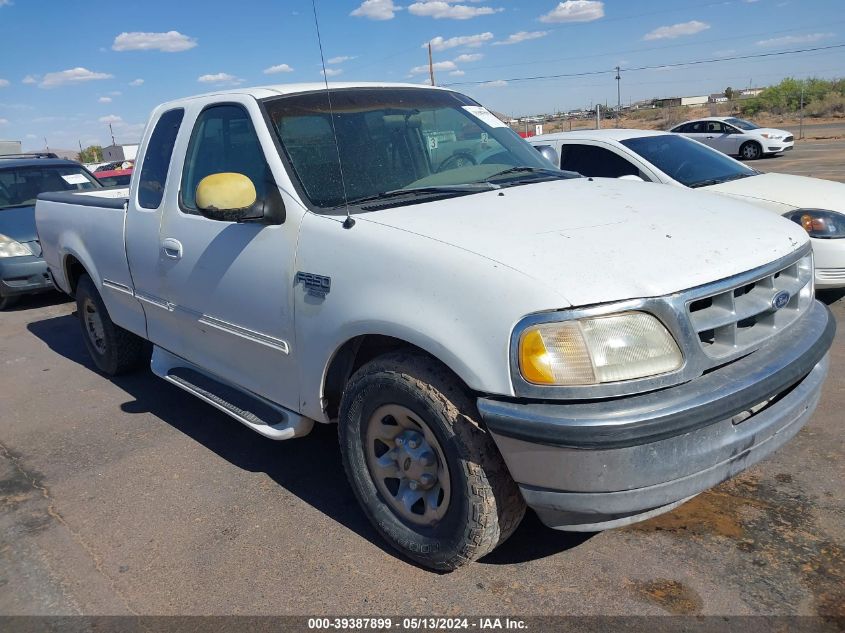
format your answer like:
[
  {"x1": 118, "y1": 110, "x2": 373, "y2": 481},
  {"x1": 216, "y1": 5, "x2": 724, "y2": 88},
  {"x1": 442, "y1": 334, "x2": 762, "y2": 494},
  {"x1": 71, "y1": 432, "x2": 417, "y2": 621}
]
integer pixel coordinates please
[{"x1": 1, "y1": 148, "x2": 844, "y2": 620}]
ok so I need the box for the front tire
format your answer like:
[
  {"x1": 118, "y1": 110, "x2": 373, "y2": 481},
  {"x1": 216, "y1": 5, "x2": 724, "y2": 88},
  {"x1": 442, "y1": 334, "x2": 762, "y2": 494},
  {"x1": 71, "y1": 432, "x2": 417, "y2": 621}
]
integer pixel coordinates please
[
  {"x1": 76, "y1": 274, "x2": 147, "y2": 376},
  {"x1": 339, "y1": 351, "x2": 525, "y2": 571},
  {"x1": 0, "y1": 293, "x2": 20, "y2": 311},
  {"x1": 740, "y1": 141, "x2": 762, "y2": 160}
]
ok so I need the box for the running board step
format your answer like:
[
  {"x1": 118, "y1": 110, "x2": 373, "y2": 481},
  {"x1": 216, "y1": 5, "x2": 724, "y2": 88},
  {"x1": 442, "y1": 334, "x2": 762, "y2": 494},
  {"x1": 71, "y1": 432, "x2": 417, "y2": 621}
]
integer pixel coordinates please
[{"x1": 151, "y1": 347, "x2": 313, "y2": 440}]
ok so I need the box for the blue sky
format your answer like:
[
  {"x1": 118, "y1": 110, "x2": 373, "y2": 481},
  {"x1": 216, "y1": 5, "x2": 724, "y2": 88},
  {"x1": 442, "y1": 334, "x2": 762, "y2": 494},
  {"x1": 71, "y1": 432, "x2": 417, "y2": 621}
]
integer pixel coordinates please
[{"x1": 1, "y1": 0, "x2": 843, "y2": 150}]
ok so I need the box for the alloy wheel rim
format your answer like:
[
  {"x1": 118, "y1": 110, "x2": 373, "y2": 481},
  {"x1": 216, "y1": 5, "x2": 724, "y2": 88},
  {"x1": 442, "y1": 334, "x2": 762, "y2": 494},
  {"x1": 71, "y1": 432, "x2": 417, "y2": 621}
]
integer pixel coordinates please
[
  {"x1": 364, "y1": 403, "x2": 451, "y2": 526},
  {"x1": 83, "y1": 298, "x2": 107, "y2": 354}
]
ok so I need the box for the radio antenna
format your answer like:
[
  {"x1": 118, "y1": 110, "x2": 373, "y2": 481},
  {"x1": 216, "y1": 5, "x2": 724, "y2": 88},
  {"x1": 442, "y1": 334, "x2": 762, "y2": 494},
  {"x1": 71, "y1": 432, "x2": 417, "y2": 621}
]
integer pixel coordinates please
[{"x1": 311, "y1": 0, "x2": 355, "y2": 229}]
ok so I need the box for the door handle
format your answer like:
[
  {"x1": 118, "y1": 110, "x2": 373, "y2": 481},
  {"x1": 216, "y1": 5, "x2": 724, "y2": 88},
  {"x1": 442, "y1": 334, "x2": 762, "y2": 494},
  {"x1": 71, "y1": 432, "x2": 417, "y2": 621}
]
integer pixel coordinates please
[
  {"x1": 706, "y1": 136, "x2": 714, "y2": 139},
  {"x1": 161, "y1": 238, "x2": 183, "y2": 260}
]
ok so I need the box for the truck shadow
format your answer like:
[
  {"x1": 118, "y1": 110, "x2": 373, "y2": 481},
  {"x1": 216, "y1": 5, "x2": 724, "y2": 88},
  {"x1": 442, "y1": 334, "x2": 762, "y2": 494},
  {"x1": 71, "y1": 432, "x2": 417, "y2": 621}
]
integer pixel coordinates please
[{"x1": 27, "y1": 312, "x2": 592, "y2": 570}]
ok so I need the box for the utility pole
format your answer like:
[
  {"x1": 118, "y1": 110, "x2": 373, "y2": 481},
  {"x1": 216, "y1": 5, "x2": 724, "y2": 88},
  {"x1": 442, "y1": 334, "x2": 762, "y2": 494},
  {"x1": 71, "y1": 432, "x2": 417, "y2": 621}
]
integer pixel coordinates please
[
  {"x1": 596, "y1": 104, "x2": 601, "y2": 130},
  {"x1": 109, "y1": 123, "x2": 116, "y2": 146},
  {"x1": 44, "y1": 137, "x2": 49, "y2": 152},
  {"x1": 615, "y1": 66, "x2": 621, "y2": 128},
  {"x1": 428, "y1": 42, "x2": 435, "y2": 87}
]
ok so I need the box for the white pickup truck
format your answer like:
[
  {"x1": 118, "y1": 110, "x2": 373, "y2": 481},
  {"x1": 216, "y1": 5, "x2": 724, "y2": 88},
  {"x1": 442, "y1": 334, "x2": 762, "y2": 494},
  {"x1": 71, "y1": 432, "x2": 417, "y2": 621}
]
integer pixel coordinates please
[{"x1": 36, "y1": 83, "x2": 834, "y2": 571}]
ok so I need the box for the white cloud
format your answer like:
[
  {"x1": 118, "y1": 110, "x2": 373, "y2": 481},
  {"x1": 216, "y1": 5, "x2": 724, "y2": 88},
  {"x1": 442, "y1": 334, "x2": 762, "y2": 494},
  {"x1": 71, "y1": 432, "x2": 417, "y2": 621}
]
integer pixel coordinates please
[
  {"x1": 756, "y1": 32, "x2": 834, "y2": 47},
  {"x1": 427, "y1": 32, "x2": 493, "y2": 51},
  {"x1": 480, "y1": 79, "x2": 507, "y2": 88},
  {"x1": 22, "y1": 75, "x2": 37, "y2": 84},
  {"x1": 40, "y1": 67, "x2": 113, "y2": 88},
  {"x1": 129, "y1": 78, "x2": 144, "y2": 86},
  {"x1": 408, "y1": 1, "x2": 502, "y2": 19},
  {"x1": 112, "y1": 31, "x2": 197, "y2": 52},
  {"x1": 264, "y1": 63, "x2": 294, "y2": 74},
  {"x1": 493, "y1": 30, "x2": 549, "y2": 45},
  {"x1": 454, "y1": 53, "x2": 483, "y2": 62},
  {"x1": 110, "y1": 91, "x2": 122, "y2": 96},
  {"x1": 0, "y1": 118, "x2": 8, "y2": 125},
  {"x1": 449, "y1": 70, "x2": 466, "y2": 76},
  {"x1": 410, "y1": 60, "x2": 458, "y2": 75},
  {"x1": 197, "y1": 72, "x2": 243, "y2": 85},
  {"x1": 320, "y1": 68, "x2": 343, "y2": 77},
  {"x1": 540, "y1": 1, "x2": 604, "y2": 23},
  {"x1": 0, "y1": 1, "x2": 10, "y2": 6},
  {"x1": 99, "y1": 115, "x2": 123, "y2": 124},
  {"x1": 327, "y1": 55, "x2": 356, "y2": 64},
  {"x1": 644, "y1": 20, "x2": 710, "y2": 40},
  {"x1": 0, "y1": 79, "x2": 8, "y2": 88},
  {"x1": 351, "y1": 0, "x2": 399, "y2": 20},
  {"x1": 98, "y1": 96, "x2": 112, "y2": 103}
]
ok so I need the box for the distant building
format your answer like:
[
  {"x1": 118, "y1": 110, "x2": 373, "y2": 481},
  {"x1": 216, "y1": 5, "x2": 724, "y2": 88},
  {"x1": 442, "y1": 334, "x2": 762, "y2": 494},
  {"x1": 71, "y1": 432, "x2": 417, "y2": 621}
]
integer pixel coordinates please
[
  {"x1": 102, "y1": 143, "x2": 139, "y2": 162},
  {"x1": 654, "y1": 97, "x2": 682, "y2": 108},
  {"x1": 740, "y1": 88, "x2": 764, "y2": 97},
  {"x1": 709, "y1": 93, "x2": 728, "y2": 103},
  {"x1": 0, "y1": 140, "x2": 22, "y2": 155},
  {"x1": 681, "y1": 95, "x2": 709, "y2": 107}
]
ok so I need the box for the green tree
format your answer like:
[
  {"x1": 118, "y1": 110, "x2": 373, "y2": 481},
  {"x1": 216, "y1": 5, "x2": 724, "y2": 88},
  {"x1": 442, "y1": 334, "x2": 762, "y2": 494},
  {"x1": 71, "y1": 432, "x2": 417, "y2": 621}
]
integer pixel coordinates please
[
  {"x1": 724, "y1": 87, "x2": 734, "y2": 101},
  {"x1": 78, "y1": 145, "x2": 103, "y2": 163}
]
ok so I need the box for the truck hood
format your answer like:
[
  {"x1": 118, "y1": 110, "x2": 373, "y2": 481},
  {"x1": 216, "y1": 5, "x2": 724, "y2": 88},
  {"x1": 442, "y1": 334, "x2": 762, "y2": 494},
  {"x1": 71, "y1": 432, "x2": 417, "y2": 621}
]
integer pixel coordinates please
[
  {"x1": 0, "y1": 205, "x2": 38, "y2": 244},
  {"x1": 361, "y1": 178, "x2": 808, "y2": 307},
  {"x1": 706, "y1": 172, "x2": 845, "y2": 212}
]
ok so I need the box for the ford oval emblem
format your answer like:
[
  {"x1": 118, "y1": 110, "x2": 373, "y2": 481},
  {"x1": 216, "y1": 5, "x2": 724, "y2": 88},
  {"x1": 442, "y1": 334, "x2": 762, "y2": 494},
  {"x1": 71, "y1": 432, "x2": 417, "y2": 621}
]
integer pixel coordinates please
[{"x1": 772, "y1": 291, "x2": 791, "y2": 310}]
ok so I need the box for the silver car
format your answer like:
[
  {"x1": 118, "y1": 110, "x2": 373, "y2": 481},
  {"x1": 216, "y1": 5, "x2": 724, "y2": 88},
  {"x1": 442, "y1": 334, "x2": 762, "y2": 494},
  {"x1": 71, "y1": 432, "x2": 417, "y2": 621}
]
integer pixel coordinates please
[{"x1": 669, "y1": 116, "x2": 794, "y2": 160}]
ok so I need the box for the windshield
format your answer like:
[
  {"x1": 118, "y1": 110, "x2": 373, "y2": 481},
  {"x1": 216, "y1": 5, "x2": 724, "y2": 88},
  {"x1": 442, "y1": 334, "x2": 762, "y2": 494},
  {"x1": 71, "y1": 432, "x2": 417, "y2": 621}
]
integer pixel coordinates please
[
  {"x1": 724, "y1": 117, "x2": 760, "y2": 130},
  {"x1": 621, "y1": 134, "x2": 757, "y2": 188},
  {"x1": 0, "y1": 165, "x2": 100, "y2": 210},
  {"x1": 263, "y1": 87, "x2": 561, "y2": 210}
]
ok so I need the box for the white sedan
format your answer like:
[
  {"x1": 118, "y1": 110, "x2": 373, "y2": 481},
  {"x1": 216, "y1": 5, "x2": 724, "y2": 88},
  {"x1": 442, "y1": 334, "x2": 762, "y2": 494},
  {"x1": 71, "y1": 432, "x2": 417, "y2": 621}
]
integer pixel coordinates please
[
  {"x1": 531, "y1": 129, "x2": 844, "y2": 289},
  {"x1": 669, "y1": 117, "x2": 793, "y2": 160}
]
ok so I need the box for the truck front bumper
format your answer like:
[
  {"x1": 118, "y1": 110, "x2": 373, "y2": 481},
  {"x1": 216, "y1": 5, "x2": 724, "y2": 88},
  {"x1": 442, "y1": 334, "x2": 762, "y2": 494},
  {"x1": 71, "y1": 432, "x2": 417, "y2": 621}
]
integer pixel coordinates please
[
  {"x1": 478, "y1": 300, "x2": 834, "y2": 531},
  {"x1": 0, "y1": 255, "x2": 53, "y2": 299}
]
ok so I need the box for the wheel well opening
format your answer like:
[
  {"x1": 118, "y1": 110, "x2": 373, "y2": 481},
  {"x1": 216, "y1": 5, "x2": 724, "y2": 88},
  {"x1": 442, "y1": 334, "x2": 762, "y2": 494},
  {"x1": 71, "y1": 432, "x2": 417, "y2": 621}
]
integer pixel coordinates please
[
  {"x1": 323, "y1": 335, "x2": 430, "y2": 421},
  {"x1": 64, "y1": 256, "x2": 87, "y2": 295}
]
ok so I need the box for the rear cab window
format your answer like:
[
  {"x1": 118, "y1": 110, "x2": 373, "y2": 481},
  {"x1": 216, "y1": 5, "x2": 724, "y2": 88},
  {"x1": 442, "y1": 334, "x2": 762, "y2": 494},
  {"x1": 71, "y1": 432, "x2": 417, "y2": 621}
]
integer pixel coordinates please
[{"x1": 138, "y1": 108, "x2": 184, "y2": 209}]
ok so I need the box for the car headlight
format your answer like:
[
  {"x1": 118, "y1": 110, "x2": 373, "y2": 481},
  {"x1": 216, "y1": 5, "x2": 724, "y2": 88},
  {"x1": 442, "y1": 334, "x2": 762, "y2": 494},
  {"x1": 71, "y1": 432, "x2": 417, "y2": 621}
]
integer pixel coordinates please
[
  {"x1": 518, "y1": 311, "x2": 683, "y2": 386},
  {"x1": 785, "y1": 209, "x2": 845, "y2": 238},
  {"x1": 0, "y1": 234, "x2": 33, "y2": 258},
  {"x1": 761, "y1": 133, "x2": 782, "y2": 140}
]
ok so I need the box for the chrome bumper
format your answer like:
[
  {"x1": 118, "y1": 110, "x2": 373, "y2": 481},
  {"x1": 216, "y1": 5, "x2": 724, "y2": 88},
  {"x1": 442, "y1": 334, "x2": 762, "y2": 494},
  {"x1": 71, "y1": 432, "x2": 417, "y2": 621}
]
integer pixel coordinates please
[{"x1": 479, "y1": 300, "x2": 834, "y2": 531}]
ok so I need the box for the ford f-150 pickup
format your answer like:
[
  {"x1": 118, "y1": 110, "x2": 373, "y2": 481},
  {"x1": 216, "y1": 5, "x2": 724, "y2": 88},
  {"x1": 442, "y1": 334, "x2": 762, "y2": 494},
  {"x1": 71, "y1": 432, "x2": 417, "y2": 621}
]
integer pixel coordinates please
[{"x1": 35, "y1": 83, "x2": 835, "y2": 571}]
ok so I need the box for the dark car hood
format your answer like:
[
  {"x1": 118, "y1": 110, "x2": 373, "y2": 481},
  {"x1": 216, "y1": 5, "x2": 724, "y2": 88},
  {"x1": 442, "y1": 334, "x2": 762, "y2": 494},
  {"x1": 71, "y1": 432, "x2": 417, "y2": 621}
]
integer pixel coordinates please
[{"x1": 0, "y1": 205, "x2": 37, "y2": 243}]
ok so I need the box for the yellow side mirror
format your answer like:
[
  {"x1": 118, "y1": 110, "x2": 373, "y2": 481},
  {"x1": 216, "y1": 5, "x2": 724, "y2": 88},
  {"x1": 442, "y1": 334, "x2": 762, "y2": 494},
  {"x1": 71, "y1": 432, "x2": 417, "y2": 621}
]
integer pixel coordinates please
[{"x1": 196, "y1": 172, "x2": 257, "y2": 212}]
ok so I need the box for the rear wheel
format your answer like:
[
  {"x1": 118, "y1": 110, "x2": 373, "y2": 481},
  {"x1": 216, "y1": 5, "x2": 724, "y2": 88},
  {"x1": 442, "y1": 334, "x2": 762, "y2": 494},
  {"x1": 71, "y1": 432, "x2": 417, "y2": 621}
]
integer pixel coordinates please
[
  {"x1": 76, "y1": 274, "x2": 147, "y2": 375},
  {"x1": 740, "y1": 141, "x2": 762, "y2": 160},
  {"x1": 339, "y1": 351, "x2": 525, "y2": 571}
]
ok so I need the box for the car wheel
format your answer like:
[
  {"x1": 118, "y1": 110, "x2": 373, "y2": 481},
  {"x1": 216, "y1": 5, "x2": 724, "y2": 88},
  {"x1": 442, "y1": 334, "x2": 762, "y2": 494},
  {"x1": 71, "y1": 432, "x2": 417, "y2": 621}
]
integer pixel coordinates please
[
  {"x1": 740, "y1": 141, "x2": 762, "y2": 160},
  {"x1": 76, "y1": 274, "x2": 148, "y2": 375},
  {"x1": 0, "y1": 293, "x2": 20, "y2": 311},
  {"x1": 339, "y1": 351, "x2": 525, "y2": 571}
]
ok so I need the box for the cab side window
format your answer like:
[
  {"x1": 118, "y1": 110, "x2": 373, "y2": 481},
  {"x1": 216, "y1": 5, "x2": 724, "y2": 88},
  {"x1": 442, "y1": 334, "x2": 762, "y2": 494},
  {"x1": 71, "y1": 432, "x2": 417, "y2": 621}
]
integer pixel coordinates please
[
  {"x1": 559, "y1": 144, "x2": 641, "y2": 179},
  {"x1": 180, "y1": 104, "x2": 270, "y2": 214},
  {"x1": 138, "y1": 108, "x2": 184, "y2": 209}
]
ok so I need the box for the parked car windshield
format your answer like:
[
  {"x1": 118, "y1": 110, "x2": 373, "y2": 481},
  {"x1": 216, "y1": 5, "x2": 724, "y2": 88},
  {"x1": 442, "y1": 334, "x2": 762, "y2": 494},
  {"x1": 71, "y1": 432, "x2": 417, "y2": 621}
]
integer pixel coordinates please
[
  {"x1": 262, "y1": 87, "x2": 564, "y2": 210},
  {"x1": 621, "y1": 134, "x2": 757, "y2": 188},
  {"x1": 724, "y1": 117, "x2": 760, "y2": 131},
  {"x1": 0, "y1": 165, "x2": 100, "y2": 210}
]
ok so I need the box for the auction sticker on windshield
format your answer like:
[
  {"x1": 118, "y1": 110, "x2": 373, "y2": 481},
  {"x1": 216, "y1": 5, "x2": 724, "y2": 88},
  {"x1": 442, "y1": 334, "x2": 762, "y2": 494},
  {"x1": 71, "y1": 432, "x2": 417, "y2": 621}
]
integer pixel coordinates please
[
  {"x1": 61, "y1": 173, "x2": 90, "y2": 185},
  {"x1": 463, "y1": 106, "x2": 507, "y2": 128}
]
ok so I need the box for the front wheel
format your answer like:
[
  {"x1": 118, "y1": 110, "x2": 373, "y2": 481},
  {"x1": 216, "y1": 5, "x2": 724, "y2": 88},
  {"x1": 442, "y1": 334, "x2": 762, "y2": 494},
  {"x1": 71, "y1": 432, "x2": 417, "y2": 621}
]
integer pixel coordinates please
[
  {"x1": 76, "y1": 274, "x2": 147, "y2": 376},
  {"x1": 0, "y1": 293, "x2": 20, "y2": 311},
  {"x1": 339, "y1": 351, "x2": 525, "y2": 571},
  {"x1": 740, "y1": 141, "x2": 762, "y2": 160}
]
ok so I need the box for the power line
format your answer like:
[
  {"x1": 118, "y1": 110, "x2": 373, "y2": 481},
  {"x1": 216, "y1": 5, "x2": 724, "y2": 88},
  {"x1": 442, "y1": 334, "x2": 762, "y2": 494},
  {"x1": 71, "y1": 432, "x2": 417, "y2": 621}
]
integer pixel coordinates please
[{"x1": 444, "y1": 43, "x2": 845, "y2": 87}]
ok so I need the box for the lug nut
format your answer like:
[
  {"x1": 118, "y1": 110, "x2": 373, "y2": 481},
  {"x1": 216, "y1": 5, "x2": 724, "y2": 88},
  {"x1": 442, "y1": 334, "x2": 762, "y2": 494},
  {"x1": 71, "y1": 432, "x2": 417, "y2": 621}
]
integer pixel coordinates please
[
  {"x1": 395, "y1": 437, "x2": 404, "y2": 446},
  {"x1": 420, "y1": 474, "x2": 435, "y2": 488},
  {"x1": 409, "y1": 480, "x2": 419, "y2": 491},
  {"x1": 408, "y1": 437, "x2": 420, "y2": 449}
]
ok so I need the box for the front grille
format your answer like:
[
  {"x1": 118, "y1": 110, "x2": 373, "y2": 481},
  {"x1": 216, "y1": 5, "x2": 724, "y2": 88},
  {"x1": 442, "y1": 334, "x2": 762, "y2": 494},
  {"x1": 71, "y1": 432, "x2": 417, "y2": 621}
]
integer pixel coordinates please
[
  {"x1": 817, "y1": 268, "x2": 845, "y2": 282},
  {"x1": 784, "y1": 135, "x2": 794, "y2": 143},
  {"x1": 687, "y1": 253, "x2": 813, "y2": 360}
]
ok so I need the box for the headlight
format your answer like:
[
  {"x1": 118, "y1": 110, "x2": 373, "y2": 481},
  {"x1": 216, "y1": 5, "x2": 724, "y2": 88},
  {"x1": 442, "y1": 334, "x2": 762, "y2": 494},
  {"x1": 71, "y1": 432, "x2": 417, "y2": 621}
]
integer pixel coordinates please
[
  {"x1": 0, "y1": 234, "x2": 33, "y2": 258},
  {"x1": 785, "y1": 209, "x2": 845, "y2": 238},
  {"x1": 518, "y1": 311, "x2": 683, "y2": 386},
  {"x1": 761, "y1": 133, "x2": 782, "y2": 140}
]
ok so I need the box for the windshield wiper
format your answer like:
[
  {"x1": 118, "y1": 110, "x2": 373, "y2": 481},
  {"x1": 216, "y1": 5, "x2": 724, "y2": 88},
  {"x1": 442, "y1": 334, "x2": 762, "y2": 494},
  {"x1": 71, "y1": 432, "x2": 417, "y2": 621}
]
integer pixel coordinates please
[
  {"x1": 689, "y1": 172, "x2": 756, "y2": 188},
  {"x1": 484, "y1": 166, "x2": 575, "y2": 183},
  {"x1": 333, "y1": 183, "x2": 497, "y2": 209}
]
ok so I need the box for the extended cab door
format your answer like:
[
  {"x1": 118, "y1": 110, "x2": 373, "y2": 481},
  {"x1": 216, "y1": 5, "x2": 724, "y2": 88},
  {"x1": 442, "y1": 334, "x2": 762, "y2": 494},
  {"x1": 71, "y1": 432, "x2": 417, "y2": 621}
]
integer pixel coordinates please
[{"x1": 152, "y1": 98, "x2": 301, "y2": 409}]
